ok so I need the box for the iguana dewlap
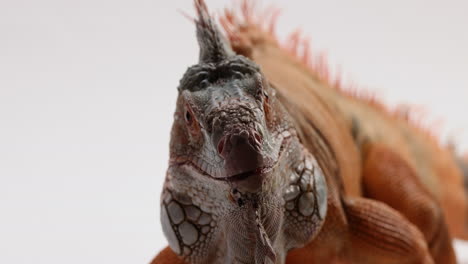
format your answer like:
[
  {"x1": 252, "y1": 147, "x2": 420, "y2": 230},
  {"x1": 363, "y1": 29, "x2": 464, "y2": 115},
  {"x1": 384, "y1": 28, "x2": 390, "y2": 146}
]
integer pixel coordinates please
[{"x1": 152, "y1": 1, "x2": 468, "y2": 263}]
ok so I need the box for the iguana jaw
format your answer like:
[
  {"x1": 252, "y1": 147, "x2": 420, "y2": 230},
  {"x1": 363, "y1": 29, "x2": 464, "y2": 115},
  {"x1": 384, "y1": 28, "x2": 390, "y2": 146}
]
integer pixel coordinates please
[{"x1": 170, "y1": 131, "x2": 293, "y2": 194}]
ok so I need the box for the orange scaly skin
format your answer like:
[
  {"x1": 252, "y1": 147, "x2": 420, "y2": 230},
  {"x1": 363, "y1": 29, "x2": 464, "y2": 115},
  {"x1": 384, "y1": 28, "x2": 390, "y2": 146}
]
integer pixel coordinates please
[{"x1": 153, "y1": 1, "x2": 467, "y2": 263}]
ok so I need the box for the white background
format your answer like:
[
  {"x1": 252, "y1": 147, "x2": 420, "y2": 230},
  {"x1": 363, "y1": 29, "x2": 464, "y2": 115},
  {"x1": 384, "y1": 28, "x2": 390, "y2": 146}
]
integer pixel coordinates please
[{"x1": 1, "y1": 0, "x2": 467, "y2": 263}]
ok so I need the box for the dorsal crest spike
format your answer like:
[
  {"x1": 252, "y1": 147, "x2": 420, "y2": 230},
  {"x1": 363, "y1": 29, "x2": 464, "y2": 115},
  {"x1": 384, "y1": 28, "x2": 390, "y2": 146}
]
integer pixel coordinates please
[{"x1": 194, "y1": 0, "x2": 234, "y2": 63}]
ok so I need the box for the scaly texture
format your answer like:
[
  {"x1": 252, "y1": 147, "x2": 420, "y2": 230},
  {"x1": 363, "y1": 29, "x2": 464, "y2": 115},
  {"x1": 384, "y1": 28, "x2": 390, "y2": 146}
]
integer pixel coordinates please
[{"x1": 152, "y1": 1, "x2": 467, "y2": 263}]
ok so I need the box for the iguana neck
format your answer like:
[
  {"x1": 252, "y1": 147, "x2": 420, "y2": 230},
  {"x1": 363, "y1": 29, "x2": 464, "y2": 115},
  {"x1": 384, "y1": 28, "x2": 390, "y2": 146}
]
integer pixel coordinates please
[{"x1": 161, "y1": 134, "x2": 328, "y2": 264}]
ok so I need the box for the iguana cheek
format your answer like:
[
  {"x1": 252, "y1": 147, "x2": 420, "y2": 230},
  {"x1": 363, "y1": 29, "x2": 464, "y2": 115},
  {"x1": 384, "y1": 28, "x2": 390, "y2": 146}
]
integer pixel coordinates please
[
  {"x1": 283, "y1": 151, "x2": 328, "y2": 247},
  {"x1": 161, "y1": 204, "x2": 181, "y2": 255},
  {"x1": 161, "y1": 192, "x2": 217, "y2": 262}
]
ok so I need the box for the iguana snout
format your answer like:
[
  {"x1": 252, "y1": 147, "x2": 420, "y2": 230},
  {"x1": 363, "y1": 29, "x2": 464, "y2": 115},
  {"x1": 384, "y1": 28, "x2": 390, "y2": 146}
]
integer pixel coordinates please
[{"x1": 207, "y1": 95, "x2": 273, "y2": 191}]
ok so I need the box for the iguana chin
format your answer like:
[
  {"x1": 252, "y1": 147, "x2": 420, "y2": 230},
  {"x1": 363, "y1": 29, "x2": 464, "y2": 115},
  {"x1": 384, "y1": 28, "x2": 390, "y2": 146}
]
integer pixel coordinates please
[{"x1": 152, "y1": 1, "x2": 468, "y2": 263}]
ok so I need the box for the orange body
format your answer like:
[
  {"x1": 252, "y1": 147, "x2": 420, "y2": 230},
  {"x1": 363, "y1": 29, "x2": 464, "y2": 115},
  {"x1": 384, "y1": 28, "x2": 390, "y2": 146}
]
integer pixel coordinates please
[{"x1": 153, "y1": 1, "x2": 467, "y2": 263}]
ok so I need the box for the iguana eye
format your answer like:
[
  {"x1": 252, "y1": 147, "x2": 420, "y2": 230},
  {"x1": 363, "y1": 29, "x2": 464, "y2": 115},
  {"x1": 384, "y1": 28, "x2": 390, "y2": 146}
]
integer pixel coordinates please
[
  {"x1": 185, "y1": 110, "x2": 192, "y2": 125},
  {"x1": 232, "y1": 71, "x2": 244, "y2": 79},
  {"x1": 184, "y1": 102, "x2": 195, "y2": 126},
  {"x1": 263, "y1": 90, "x2": 269, "y2": 100},
  {"x1": 199, "y1": 79, "x2": 210, "y2": 89},
  {"x1": 184, "y1": 104, "x2": 200, "y2": 134}
]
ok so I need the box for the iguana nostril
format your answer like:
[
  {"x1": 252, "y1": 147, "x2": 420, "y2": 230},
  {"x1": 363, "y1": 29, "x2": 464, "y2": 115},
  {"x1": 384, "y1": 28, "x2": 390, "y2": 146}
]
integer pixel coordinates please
[{"x1": 217, "y1": 137, "x2": 225, "y2": 155}]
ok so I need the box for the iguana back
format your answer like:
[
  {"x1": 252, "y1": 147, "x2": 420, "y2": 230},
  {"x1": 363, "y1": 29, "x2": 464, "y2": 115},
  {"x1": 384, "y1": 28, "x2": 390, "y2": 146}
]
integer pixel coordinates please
[{"x1": 221, "y1": 3, "x2": 468, "y2": 241}]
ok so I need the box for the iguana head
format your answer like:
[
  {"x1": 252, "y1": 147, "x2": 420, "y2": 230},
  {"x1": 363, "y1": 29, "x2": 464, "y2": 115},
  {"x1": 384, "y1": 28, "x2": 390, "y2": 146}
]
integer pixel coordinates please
[{"x1": 160, "y1": 1, "x2": 328, "y2": 263}]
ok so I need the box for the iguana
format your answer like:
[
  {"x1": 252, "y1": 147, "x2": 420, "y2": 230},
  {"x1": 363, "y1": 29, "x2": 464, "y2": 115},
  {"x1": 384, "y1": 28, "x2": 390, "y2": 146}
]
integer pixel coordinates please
[{"x1": 152, "y1": 1, "x2": 468, "y2": 263}]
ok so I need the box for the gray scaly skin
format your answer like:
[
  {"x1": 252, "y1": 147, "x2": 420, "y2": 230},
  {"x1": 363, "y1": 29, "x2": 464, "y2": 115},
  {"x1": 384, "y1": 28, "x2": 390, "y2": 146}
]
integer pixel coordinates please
[{"x1": 160, "y1": 1, "x2": 327, "y2": 263}]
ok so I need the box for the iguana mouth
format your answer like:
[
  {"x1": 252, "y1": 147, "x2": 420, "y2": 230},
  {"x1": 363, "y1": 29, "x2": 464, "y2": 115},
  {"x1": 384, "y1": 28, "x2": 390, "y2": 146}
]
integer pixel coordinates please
[
  {"x1": 224, "y1": 167, "x2": 266, "y2": 182},
  {"x1": 172, "y1": 133, "x2": 293, "y2": 193},
  {"x1": 177, "y1": 154, "x2": 275, "y2": 181},
  {"x1": 222, "y1": 166, "x2": 272, "y2": 192}
]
